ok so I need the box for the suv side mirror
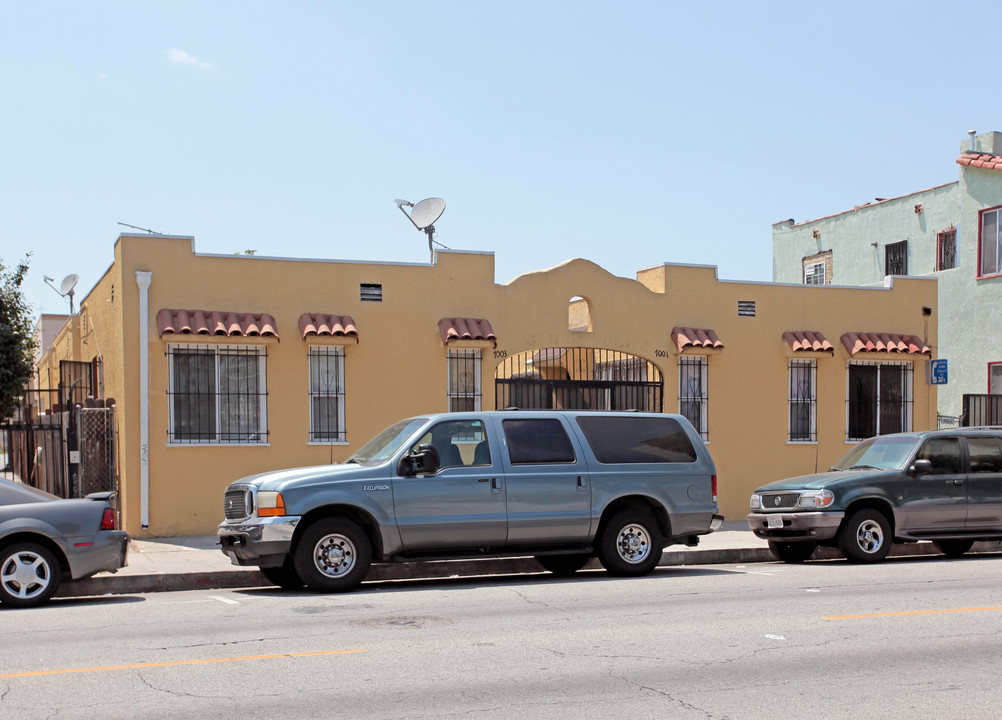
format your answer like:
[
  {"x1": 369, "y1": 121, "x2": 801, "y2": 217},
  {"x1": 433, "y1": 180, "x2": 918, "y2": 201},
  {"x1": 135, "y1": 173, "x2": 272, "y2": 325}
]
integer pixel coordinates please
[
  {"x1": 397, "y1": 444, "x2": 441, "y2": 476},
  {"x1": 909, "y1": 458, "x2": 933, "y2": 476}
]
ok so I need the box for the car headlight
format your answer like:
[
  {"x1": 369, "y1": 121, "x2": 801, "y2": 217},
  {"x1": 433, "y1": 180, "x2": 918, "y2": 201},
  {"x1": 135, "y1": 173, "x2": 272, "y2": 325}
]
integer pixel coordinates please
[
  {"x1": 257, "y1": 491, "x2": 287, "y2": 517},
  {"x1": 750, "y1": 493, "x2": 762, "y2": 510},
  {"x1": 797, "y1": 490, "x2": 834, "y2": 509}
]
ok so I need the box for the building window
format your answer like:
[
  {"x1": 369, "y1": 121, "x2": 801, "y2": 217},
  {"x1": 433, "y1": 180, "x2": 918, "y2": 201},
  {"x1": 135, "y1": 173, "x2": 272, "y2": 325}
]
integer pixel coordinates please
[
  {"x1": 679, "y1": 356, "x2": 708, "y2": 440},
  {"x1": 789, "y1": 359, "x2": 816, "y2": 442},
  {"x1": 804, "y1": 262, "x2": 826, "y2": 285},
  {"x1": 937, "y1": 229, "x2": 957, "y2": 271},
  {"x1": 447, "y1": 348, "x2": 481, "y2": 411},
  {"x1": 308, "y1": 346, "x2": 345, "y2": 442},
  {"x1": 990, "y1": 362, "x2": 1002, "y2": 394},
  {"x1": 885, "y1": 240, "x2": 908, "y2": 276},
  {"x1": 846, "y1": 361, "x2": 912, "y2": 442},
  {"x1": 980, "y1": 207, "x2": 1002, "y2": 277},
  {"x1": 167, "y1": 344, "x2": 268, "y2": 444}
]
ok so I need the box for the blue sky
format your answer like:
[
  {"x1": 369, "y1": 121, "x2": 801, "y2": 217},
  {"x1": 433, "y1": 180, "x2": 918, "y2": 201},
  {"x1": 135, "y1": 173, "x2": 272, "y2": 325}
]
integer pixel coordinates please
[{"x1": 3, "y1": 1, "x2": 1000, "y2": 317}]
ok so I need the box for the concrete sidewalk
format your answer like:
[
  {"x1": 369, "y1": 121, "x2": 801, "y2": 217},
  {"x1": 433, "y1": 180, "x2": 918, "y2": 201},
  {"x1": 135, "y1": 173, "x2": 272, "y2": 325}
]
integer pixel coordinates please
[{"x1": 57, "y1": 521, "x2": 997, "y2": 599}]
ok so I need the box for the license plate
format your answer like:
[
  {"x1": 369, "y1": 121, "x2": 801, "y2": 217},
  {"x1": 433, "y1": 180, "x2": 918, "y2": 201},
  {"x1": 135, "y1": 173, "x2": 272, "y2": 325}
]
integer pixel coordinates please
[{"x1": 767, "y1": 515, "x2": 784, "y2": 529}]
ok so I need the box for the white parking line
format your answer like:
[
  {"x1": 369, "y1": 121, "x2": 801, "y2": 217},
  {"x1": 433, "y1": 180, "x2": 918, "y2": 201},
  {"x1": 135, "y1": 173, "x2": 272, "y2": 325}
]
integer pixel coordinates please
[
  {"x1": 722, "y1": 566, "x2": 775, "y2": 576},
  {"x1": 210, "y1": 595, "x2": 241, "y2": 605}
]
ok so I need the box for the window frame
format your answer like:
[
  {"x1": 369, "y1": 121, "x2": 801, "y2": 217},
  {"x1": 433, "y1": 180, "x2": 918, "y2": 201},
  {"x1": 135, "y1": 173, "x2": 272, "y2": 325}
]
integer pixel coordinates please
[
  {"x1": 804, "y1": 261, "x2": 826, "y2": 286},
  {"x1": 678, "y1": 355, "x2": 708, "y2": 440},
  {"x1": 166, "y1": 343, "x2": 269, "y2": 445},
  {"x1": 307, "y1": 345, "x2": 347, "y2": 444},
  {"x1": 788, "y1": 359, "x2": 817, "y2": 443},
  {"x1": 447, "y1": 348, "x2": 482, "y2": 412},
  {"x1": 845, "y1": 360, "x2": 913, "y2": 442},
  {"x1": 936, "y1": 228, "x2": 957, "y2": 271},
  {"x1": 884, "y1": 240, "x2": 908, "y2": 276},
  {"x1": 979, "y1": 205, "x2": 1002, "y2": 279},
  {"x1": 989, "y1": 361, "x2": 1002, "y2": 394}
]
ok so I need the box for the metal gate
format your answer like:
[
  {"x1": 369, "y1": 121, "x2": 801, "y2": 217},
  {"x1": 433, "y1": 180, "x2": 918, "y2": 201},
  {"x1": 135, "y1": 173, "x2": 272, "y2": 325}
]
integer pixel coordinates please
[
  {"x1": 495, "y1": 347, "x2": 663, "y2": 412},
  {"x1": 76, "y1": 406, "x2": 116, "y2": 496}
]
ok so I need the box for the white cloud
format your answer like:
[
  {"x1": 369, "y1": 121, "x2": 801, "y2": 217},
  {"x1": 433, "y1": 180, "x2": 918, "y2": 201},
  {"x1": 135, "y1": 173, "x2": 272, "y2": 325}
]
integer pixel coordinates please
[{"x1": 167, "y1": 48, "x2": 216, "y2": 70}]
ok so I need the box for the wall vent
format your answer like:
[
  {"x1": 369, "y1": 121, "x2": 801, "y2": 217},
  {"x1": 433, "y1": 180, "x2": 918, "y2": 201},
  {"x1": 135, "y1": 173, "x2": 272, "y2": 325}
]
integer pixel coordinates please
[
  {"x1": 738, "y1": 300, "x2": 756, "y2": 317},
  {"x1": 360, "y1": 283, "x2": 382, "y2": 302}
]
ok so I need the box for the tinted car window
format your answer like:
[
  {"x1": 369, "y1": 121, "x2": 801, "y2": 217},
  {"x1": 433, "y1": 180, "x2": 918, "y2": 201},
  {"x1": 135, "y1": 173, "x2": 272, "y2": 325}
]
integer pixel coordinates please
[
  {"x1": 968, "y1": 437, "x2": 1002, "y2": 473},
  {"x1": 502, "y1": 419, "x2": 576, "y2": 464},
  {"x1": 413, "y1": 420, "x2": 490, "y2": 469},
  {"x1": 916, "y1": 437, "x2": 962, "y2": 474},
  {"x1": 576, "y1": 416, "x2": 697, "y2": 463}
]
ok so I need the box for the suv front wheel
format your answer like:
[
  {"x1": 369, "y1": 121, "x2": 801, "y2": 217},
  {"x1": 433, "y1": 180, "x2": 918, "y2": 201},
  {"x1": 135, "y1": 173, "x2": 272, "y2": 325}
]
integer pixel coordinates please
[
  {"x1": 294, "y1": 517, "x2": 372, "y2": 593},
  {"x1": 839, "y1": 508, "x2": 891, "y2": 563},
  {"x1": 597, "y1": 509, "x2": 663, "y2": 577}
]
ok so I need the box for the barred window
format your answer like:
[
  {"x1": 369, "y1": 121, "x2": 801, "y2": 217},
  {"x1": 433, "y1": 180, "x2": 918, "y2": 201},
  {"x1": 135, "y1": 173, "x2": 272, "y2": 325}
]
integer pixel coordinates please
[
  {"x1": 789, "y1": 359, "x2": 816, "y2": 442},
  {"x1": 847, "y1": 361, "x2": 912, "y2": 442},
  {"x1": 937, "y1": 228, "x2": 957, "y2": 271},
  {"x1": 309, "y1": 346, "x2": 346, "y2": 442},
  {"x1": 447, "y1": 349, "x2": 481, "y2": 412},
  {"x1": 679, "y1": 356, "x2": 708, "y2": 440},
  {"x1": 167, "y1": 344, "x2": 268, "y2": 444}
]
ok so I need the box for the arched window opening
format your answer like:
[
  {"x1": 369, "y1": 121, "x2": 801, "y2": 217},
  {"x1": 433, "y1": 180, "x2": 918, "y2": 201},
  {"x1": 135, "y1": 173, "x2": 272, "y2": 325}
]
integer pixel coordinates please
[{"x1": 568, "y1": 296, "x2": 592, "y2": 332}]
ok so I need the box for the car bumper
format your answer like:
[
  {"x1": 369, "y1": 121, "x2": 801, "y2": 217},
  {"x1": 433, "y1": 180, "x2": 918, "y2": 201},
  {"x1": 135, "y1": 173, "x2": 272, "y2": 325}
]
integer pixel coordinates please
[
  {"x1": 746, "y1": 511, "x2": 845, "y2": 541},
  {"x1": 218, "y1": 516, "x2": 301, "y2": 567},
  {"x1": 65, "y1": 530, "x2": 130, "y2": 579}
]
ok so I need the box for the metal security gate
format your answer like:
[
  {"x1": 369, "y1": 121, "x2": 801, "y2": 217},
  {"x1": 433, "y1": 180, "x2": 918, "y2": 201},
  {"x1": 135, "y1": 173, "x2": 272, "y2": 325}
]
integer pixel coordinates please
[
  {"x1": 495, "y1": 348, "x2": 662, "y2": 412},
  {"x1": 961, "y1": 394, "x2": 1002, "y2": 427},
  {"x1": 1, "y1": 414, "x2": 66, "y2": 495},
  {"x1": 77, "y1": 406, "x2": 116, "y2": 496}
]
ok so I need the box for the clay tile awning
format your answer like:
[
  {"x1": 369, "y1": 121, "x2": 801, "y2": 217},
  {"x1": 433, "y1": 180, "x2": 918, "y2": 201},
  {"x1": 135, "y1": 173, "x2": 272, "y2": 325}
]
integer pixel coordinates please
[
  {"x1": 438, "y1": 317, "x2": 497, "y2": 348},
  {"x1": 157, "y1": 309, "x2": 278, "y2": 339},
  {"x1": 783, "y1": 330, "x2": 834, "y2": 353},
  {"x1": 841, "y1": 332, "x2": 931, "y2": 356},
  {"x1": 299, "y1": 313, "x2": 358, "y2": 342},
  {"x1": 957, "y1": 152, "x2": 1002, "y2": 171},
  {"x1": 671, "y1": 327, "x2": 723, "y2": 353}
]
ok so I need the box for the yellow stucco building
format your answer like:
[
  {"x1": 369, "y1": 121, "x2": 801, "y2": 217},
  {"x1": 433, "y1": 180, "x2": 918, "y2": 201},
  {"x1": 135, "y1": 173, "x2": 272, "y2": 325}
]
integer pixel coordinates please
[{"x1": 36, "y1": 233, "x2": 939, "y2": 535}]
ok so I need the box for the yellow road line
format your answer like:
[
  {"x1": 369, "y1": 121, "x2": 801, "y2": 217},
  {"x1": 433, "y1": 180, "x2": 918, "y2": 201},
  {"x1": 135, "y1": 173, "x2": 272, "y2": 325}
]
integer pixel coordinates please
[
  {"x1": 1, "y1": 649, "x2": 365, "y2": 679},
  {"x1": 824, "y1": 606, "x2": 1002, "y2": 620}
]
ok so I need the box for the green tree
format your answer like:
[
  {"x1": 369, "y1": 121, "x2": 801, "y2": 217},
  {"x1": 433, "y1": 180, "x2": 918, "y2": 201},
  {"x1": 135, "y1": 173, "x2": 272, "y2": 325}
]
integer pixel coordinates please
[{"x1": 0, "y1": 255, "x2": 36, "y2": 421}]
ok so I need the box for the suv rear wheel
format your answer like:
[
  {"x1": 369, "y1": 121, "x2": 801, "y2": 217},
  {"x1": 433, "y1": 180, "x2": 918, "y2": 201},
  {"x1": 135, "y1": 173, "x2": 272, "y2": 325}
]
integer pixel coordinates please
[
  {"x1": 294, "y1": 518, "x2": 372, "y2": 593},
  {"x1": 597, "y1": 509, "x2": 663, "y2": 577},
  {"x1": 839, "y1": 508, "x2": 891, "y2": 563}
]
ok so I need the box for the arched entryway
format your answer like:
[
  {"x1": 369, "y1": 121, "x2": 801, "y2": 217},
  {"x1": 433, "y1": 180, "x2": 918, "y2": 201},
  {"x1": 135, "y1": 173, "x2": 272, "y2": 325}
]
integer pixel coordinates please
[{"x1": 495, "y1": 347, "x2": 662, "y2": 412}]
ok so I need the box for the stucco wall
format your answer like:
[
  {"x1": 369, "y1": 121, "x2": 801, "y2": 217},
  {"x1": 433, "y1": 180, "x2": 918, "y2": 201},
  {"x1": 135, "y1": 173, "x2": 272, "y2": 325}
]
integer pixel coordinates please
[{"x1": 41, "y1": 235, "x2": 938, "y2": 535}]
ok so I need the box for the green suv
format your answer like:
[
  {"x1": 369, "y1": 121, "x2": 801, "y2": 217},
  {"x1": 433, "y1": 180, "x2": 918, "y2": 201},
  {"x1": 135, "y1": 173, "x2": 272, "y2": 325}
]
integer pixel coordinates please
[{"x1": 747, "y1": 428, "x2": 1002, "y2": 563}]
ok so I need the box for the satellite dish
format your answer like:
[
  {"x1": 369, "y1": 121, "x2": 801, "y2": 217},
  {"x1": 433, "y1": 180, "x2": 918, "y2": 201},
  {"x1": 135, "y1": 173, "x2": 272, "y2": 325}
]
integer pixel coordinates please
[
  {"x1": 59, "y1": 274, "x2": 79, "y2": 296},
  {"x1": 409, "y1": 198, "x2": 446, "y2": 230}
]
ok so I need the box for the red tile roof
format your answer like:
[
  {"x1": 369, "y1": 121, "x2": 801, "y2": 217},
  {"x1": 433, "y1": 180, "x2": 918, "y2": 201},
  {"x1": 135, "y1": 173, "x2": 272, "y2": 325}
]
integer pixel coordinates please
[
  {"x1": 438, "y1": 317, "x2": 497, "y2": 348},
  {"x1": 783, "y1": 331, "x2": 834, "y2": 353},
  {"x1": 957, "y1": 152, "x2": 1002, "y2": 171},
  {"x1": 841, "y1": 332, "x2": 930, "y2": 356},
  {"x1": 671, "y1": 327, "x2": 723, "y2": 353},
  {"x1": 156, "y1": 309, "x2": 278, "y2": 339},
  {"x1": 299, "y1": 313, "x2": 358, "y2": 341}
]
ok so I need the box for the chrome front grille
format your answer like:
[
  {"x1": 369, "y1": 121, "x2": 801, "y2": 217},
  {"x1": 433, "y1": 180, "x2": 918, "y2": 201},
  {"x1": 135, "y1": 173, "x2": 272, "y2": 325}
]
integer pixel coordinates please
[
  {"x1": 224, "y1": 487, "x2": 254, "y2": 520},
  {"x1": 760, "y1": 492, "x2": 800, "y2": 510}
]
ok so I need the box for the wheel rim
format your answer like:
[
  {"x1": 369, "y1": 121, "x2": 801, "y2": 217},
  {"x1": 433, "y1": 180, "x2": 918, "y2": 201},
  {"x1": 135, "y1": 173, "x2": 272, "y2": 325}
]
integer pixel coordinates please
[
  {"x1": 615, "y1": 523, "x2": 652, "y2": 564},
  {"x1": 1, "y1": 550, "x2": 52, "y2": 600},
  {"x1": 312, "y1": 533, "x2": 357, "y2": 578},
  {"x1": 855, "y1": 519, "x2": 885, "y2": 554}
]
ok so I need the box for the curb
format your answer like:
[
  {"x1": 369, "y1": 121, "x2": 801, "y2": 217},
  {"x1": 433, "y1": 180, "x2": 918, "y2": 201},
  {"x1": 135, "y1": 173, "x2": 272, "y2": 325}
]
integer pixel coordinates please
[{"x1": 56, "y1": 541, "x2": 1001, "y2": 599}]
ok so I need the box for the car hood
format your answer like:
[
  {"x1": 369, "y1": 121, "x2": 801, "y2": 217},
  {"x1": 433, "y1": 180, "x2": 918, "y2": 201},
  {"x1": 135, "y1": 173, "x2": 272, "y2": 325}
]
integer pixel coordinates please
[
  {"x1": 754, "y1": 469, "x2": 884, "y2": 493},
  {"x1": 237, "y1": 462, "x2": 382, "y2": 491}
]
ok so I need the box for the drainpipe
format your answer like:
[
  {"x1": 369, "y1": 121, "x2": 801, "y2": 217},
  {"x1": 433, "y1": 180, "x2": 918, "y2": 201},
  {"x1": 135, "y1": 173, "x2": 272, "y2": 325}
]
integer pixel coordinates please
[{"x1": 136, "y1": 271, "x2": 152, "y2": 529}]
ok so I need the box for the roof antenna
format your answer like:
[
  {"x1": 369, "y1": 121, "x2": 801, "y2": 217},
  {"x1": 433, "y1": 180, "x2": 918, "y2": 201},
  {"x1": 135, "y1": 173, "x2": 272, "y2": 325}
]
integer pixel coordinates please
[
  {"x1": 117, "y1": 221, "x2": 164, "y2": 235},
  {"x1": 394, "y1": 198, "x2": 447, "y2": 261}
]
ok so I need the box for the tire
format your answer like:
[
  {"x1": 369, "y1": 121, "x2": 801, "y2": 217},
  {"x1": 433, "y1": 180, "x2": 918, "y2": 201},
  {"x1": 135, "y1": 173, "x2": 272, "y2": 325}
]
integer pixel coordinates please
[
  {"x1": 293, "y1": 518, "x2": 372, "y2": 593},
  {"x1": 260, "y1": 559, "x2": 306, "y2": 590},
  {"x1": 933, "y1": 539, "x2": 975, "y2": 558},
  {"x1": 536, "y1": 554, "x2": 591, "y2": 576},
  {"x1": 839, "y1": 508, "x2": 891, "y2": 563},
  {"x1": 768, "y1": 540, "x2": 817, "y2": 563},
  {"x1": 596, "y1": 509, "x2": 664, "y2": 577},
  {"x1": 0, "y1": 543, "x2": 61, "y2": 608}
]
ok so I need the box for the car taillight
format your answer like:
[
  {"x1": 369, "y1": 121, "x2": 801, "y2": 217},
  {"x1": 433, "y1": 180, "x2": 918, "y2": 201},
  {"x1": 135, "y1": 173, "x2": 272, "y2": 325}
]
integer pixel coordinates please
[
  {"x1": 101, "y1": 508, "x2": 117, "y2": 530},
  {"x1": 712, "y1": 475, "x2": 718, "y2": 504}
]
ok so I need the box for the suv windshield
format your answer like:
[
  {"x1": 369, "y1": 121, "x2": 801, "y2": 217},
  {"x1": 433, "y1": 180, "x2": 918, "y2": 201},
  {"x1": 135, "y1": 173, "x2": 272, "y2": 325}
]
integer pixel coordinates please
[
  {"x1": 831, "y1": 436, "x2": 919, "y2": 471},
  {"x1": 347, "y1": 418, "x2": 427, "y2": 464}
]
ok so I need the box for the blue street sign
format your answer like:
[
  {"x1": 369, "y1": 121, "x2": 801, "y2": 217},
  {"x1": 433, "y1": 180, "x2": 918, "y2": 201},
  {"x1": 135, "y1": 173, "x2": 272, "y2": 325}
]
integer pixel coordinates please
[{"x1": 930, "y1": 359, "x2": 948, "y2": 385}]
